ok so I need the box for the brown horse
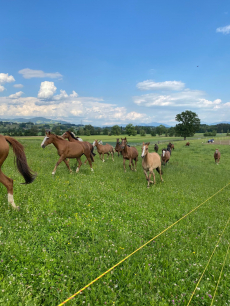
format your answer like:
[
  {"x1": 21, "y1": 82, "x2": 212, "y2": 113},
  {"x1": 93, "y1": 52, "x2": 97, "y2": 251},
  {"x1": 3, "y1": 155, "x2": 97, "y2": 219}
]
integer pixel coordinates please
[
  {"x1": 115, "y1": 138, "x2": 123, "y2": 156},
  {"x1": 154, "y1": 144, "x2": 159, "y2": 152},
  {"x1": 186, "y1": 142, "x2": 190, "y2": 146},
  {"x1": 141, "y1": 142, "x2": 163, "y2": 187},
  {"x1": 168, "y1": 142, "x2": 174, "y2": 150},
  {"x1": 93, "y1": 140, "x2": 114, "y2": 162},
  {"x1": 161, "y1": 148, "x2": 170, "y2": 165},
  {"x1": 61, "y1": 131, "x2": 95, "y2": 164},
  {"x1": 214, "y1": 149, "x2": 221, "y2": 164},
  {"x1": 0, "y1": 135, "x2": 36, "y2": 209},
  {"x1": 41, "y1": 132, "x2": 94, "y2": 174},
  {"x1": 121, "y1": 137, "x2": 138, "y2": 172}
]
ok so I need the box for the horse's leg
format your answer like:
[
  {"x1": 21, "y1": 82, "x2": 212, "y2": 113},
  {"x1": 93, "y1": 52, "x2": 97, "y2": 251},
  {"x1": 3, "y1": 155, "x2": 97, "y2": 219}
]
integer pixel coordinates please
[
  {"x1": 131, "y1": 159, "x2": 134, "y2": 171},
  {"x1": 63, "y1": 159, "x2": 72, "y2": 173},
  {"x1": 85, "y1": 156, "x2": 93, "y2": 172},
  {"x1": 107, "y1": 152, "x2": 109, "y2": 160},
  {"x1": 123, "y1": 158, "x2": 126, "y2": 172},
  {"x1": 129, "y1": 158, "x2": 132, "y2": 171},
  {"x1": 0, "y1": 170, "x2": 18, "y2": 210},
  {"x1": 111, "y1": 151, "x2": 114, "y2": 161},
  {"x1": 76, "y1": 158, "x2": 82, "y2": 173},
  {"x1": 134, "y1": 158, "x2": 138, "y2": 171},
  {"x1": 102, "y1": 153, "x2": 105, "y2": 162},
  {"x1": 52, "y1": 156, "x2": 65, "y2": 175},
  {"x1": 159, "y1": 166, "x2": 164, "y2": 182},
  {"x1": 150, "y1": 170, "x2": 155, "y2": 184}
]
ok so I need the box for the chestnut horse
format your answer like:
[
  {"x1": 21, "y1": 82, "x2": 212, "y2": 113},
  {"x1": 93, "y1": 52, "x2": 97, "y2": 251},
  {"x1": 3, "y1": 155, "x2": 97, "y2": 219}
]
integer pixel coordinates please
[
  {"x1": 121, "y1": 137, "x2": 138, "y2": 172},
  {"x1": 141, "y1": 142, "x2": 163, "y2": 187},
  {"x1": 0, "y1": 135, "x2": 35, "y2": 209},
  {"x1": 115, "y1": 138, "x2": 123, "y2": 156},
  {"x1": 154, "y1": 144, "x2": 159, "y2": 152},
  {"x1": 161, "y1": 148, "x2": 170, "y2": 165},
  {"x1": 214, "y1": 149, "x2": 221, "y2": 164},
  {"x1": 186, "y1": 142, "x2": 190, "y2": 146},
  {"x1": 41, "y1": 132, "x2": 94, "y2": 174},
  {"x1": 168, "y1": 142, "x2": 174, "y2": 150},
  {"x1": 93, "y1": 140, "x2": 114, "y2": 162},
  {"x1": 61, "y1": 131, "x2": 95, "y2": 164}
]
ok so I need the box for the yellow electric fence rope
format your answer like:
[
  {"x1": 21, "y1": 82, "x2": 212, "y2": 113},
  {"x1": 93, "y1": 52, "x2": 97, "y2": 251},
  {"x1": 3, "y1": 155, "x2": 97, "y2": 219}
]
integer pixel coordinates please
[
  {"x1": 210, "y1": 243, "x2": 230, "y2": 306},
  {"x1": 187, "y1": 216, "x2": 230, "y2": 306},
  {"x1": 58, "y1": 182, "x2": 230, "y2": 306}
]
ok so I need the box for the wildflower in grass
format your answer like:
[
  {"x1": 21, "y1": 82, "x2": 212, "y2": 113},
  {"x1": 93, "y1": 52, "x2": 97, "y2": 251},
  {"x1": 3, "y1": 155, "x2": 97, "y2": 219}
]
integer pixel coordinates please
[{"x1": 208, "y1": 294, "x2": 212, "y2": 299}]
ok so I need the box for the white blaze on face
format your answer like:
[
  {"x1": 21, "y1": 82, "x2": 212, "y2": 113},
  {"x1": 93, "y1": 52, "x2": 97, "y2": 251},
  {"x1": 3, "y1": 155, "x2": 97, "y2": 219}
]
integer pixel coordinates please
[
  {"x1": 41, "y1": 136, "x2": 49, "y2": 147},
  {"x1": 141, "y1": 146, "x2": 146, "y2": 157},
  {"x1": 93, "y1": 141, "x2": 96, "y2": 147},
  {"x1": 215, "y1": 149, "x2": 218, "y2": 154},
  {"x1": 163, "y1": 150, "x2": 165, "y2": 157}
]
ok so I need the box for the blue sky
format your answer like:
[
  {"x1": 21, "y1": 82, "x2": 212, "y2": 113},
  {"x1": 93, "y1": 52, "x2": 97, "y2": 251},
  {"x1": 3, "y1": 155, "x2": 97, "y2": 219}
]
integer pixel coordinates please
[{"x1": 1, "y1": 0, "x2": 230, "y2": 125}]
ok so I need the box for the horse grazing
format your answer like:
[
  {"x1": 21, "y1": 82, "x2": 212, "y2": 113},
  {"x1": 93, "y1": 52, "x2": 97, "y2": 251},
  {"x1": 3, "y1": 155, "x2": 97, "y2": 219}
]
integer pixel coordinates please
[
  {"x1": 186, "y1": 142, "x2": 190, "y2": 146},
  {"x1": 154, "y1": 144, "x2": 159, "y2": 152},
  {"x1": 161, "y1": 148, "x2": 170, "y2": 165},
  {"x1": 141, "y1": 142, "x2": 163, "y2": 187},
  {"x1": 93, "y1": 140, "x2": 114, "y2": 162},
  {"x1": 41, "y1": 132, "x2": 94, "y2": 174},
  {"x1": 214, "y1": 149, "x2": 221, "y2": 164},
  {"x1": 115, "y1": 138, "x2": 123, "y2": 156},
  {"x1": 61, "y1": 131, "x2": 95, "y2": 164},
  {"x1": 168, "y1": 142, "x2": 174, "y2": 150},
  {"x1": 0, "y1": 135, "x2": 36, "y2": 209},
  {"x1": 121, "y1": 137, "x2": 138, "y2": 172}
]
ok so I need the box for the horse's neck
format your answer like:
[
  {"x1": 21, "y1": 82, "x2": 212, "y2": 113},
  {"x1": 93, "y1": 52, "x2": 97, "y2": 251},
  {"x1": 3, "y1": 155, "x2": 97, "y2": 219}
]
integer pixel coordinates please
[
  {"x1": 52, "y1": 137, "x2": 64, "y2": 150},
  {"x1": 68, "y1": 135, "x2": 76, "y2": 142}
]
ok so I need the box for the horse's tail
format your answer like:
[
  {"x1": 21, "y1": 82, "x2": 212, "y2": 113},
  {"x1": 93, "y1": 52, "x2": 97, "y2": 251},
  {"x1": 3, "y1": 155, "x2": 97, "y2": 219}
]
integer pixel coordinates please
[
  {"x1": 91, "y1": 146, "x2": 96, "y2": 156},
  {"x1": 156, "y1": 167, "x2": 163, "y2": 175},
  {"x1": 4, "y1": 136, "x2": 36, "y2": 184}
]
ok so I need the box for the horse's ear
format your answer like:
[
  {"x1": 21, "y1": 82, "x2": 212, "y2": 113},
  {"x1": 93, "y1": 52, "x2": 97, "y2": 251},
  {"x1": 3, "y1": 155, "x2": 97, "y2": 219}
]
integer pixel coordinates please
[
  {"x1": 142, "y1": 142, "x2": 145, "y2": 145},
  {"x1": 147, "y1": 142, "x2": 150, "y2": 146}
]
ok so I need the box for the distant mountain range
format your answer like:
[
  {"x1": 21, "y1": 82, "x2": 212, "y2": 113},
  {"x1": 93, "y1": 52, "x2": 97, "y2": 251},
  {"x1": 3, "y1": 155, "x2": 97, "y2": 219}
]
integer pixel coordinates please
[
  {"x1": 103, "y1": 122, "x2": 172, "y2": 127},
  {"x1": 0, "y1": 117, "x2": 71, "y2": 124}
]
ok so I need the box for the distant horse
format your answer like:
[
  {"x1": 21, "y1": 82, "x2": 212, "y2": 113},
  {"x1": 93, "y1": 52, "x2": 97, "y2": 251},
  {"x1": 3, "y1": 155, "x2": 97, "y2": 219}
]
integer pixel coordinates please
[
  {"x1": 61, "y1": 131, "x2": 95, "y2": 164},
  {"x1": 161, "y1": 148, "x2": 170, "y2": 165},
  {"x1": 0, "y1": 135, "x2": 36, "y2": 209},
  {"x1": 214, "y1": 149, "x2": 221, "y2": 164},
  {"x1": 121, "y1": 137, "x2": 138, "y2": 172},
  {"x1": 141, "y1": 142, "x2": 163, "y2": 187},
  {"x1": 93, "y1": 140, "x2": 114, "y2": 162},
  {"x1": 166, "y1": 146, "x2": 172, "y2": 155},
  {"x1": 168, "y1": 142, "x2": 174, "y2": 150},
  {"x1": 186, "y1": 142, "x2": 190, "y2": 146},
  {"x1": 154, "y1": 144, "x2": 159, "y2": 152},
  {"x1": 115, "y1": 138, "x2": 123, "y2": 156},
  {"x1": 41, "y1": 132, "x2": 94, "y2": 174}
]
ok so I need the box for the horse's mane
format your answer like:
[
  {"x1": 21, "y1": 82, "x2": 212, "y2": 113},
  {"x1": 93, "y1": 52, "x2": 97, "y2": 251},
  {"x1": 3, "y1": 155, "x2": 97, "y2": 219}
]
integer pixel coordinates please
[
  {"x1": 56, "y1": 135, "x2": 65, "y2": 140},
  {"x1": 68, "y1": 131, "x2": 79, "y2": 140}
]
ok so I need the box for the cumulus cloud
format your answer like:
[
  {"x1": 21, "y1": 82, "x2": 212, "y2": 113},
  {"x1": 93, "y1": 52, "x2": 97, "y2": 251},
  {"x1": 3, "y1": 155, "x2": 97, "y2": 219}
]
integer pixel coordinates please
[
  {"x1": 216, "y1": 25, "x2": 230, "y2": 34},
  {"x1": 0, "y1": 85, "x2": 5, "y2": 92},
  {"x1": 14, "y1": 84, "x2": 24, "y2": 88},
  {"x1": 136, "y1": 80, "x2": 185, "y2": 91},
  {"x1": 0, "y1": 73, "x2": 15, "y2": 84},
  {"x1": 70, "y1": 91, "x2": 78, "y2": 97},
  {"x1": 54, "y1": 90, "x2": 68, "y2": 100},
  {"x1": 38, "y1": 81, "x2": 57, "y2": 99},
  {"x1": 9, "y1": 91, "x2": 24, "y2": 98},
  {"x1": 19, "y1": 68, "x2": 63, "y2": 79}
]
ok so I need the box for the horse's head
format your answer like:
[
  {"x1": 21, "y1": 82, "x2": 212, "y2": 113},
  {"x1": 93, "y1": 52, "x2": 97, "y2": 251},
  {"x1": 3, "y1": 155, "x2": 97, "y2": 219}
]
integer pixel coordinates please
[
  {"x1": 141, "y1": 142, "x2": 150, "y2": 158},
  {"x1": 215, "y1": 149, "x2": 219, "y2": 154},
  {"x1": 41, "y1": 131, "x2": 54, "y2": 148},
  {"x1": 61, "y1": 131, "x2": 70, "y2": 139},
  {"x1": 93, "y1": 140, "x2": 98, "y2": 147},
  {"x1": 116, "y1": 138, "x2": 120, "y2": 143},
  {"x1": 121, "y1": 137, "x2": 127, "y2": 149},
  {"x1": 162, "y1": 148, "x2": 166, "y2": 157}
]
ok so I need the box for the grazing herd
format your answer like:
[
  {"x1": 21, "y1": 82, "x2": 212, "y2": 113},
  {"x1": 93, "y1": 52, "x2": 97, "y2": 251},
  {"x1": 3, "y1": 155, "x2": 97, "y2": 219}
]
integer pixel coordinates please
[{"x1": 0, "y1": 131, "x2": 223, "y2": 209}]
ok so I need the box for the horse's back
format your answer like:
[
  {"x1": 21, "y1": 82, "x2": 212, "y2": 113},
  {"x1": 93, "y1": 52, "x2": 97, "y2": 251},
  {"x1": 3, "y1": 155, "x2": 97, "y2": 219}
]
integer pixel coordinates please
[
  {"x1": 0, "y1": 135, "x2": 10, "y2": 165},
  {"x1": 143, "y1": 152, "x2": 161, "y2": 170}
]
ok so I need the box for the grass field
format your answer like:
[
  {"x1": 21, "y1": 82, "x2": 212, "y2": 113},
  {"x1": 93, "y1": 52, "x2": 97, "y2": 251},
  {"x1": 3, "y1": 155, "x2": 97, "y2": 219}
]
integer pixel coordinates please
[{"x1": 0, "y1": 136, "x2": 230, "y2": 305}]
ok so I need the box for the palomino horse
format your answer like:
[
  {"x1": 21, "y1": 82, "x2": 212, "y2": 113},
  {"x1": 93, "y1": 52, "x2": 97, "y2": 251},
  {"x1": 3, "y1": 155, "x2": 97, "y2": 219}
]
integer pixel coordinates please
[
  {"x1": 0, "y1": 135, "x2": 35, "y2": 209},
  {"x1": 186, "y1": 142, "x2": 190, "y2": 146},
  {"x1": 93, "y1": 140, "x2": 114, "y2": 162},
  {"x1": 121, "y1": 137, "x2": 138, "y2": 172},
  {"x1": 41, "y1": 132, "x2": 94, "y2": 174},
  {"x1": 141, "y1": 142, "x2": 163, "y2": 187},
  {"x1": 214, "y1": 149, "x2": 221, "y2": 164},
  {"x1": 61, "y1": 131, "x2": 95, "y2": 164},
  {"x1": 168, "y1": 142, "x2": 174, "y2": 150},
  {"x1": 161, "y1": 148, "x2": 170, "y2": 165},
  {"x1": 115, "y1": 138, "x2": 123, "y2": 156},
  {"x1": 154, "y1": 144, "x2": 159, "y2": 152}
]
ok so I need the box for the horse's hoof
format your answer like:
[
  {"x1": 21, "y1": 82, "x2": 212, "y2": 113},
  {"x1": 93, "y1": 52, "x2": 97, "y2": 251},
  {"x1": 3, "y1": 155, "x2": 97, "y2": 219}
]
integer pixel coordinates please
[
  {"x1": 147, "y1": 186, "x2": 150, "y2": 188},
  {"x1": 103, "y1": 160, "x2": 105, "y2": 162},
  {"x1": 135, "y1": 169, "x2": 137, "y2": 172},
  {"x1": 124, "y1": 170, "x2": 126, "y2": 173},
  {"x1": 52, "y1": 172, "x2": 55, "y2": 175},
  {"x1": 76, "y1": 167, "x2": 79, "y2": 173},
  {"x1": 91, "y1": 168, "x2": 94, "y2": 172}
]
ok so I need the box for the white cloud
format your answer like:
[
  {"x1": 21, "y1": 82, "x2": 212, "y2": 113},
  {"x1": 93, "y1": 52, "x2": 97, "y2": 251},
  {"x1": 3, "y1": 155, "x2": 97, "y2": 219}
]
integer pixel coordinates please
[
  {"x1": 9, "y1": 91, "x2": 24, "y2": 99},
  {"x1": 54, "y1": 89, "x2": 68, "y2": 100},
  {"x1": 38, "y1": 81, "x2": 57, "y2": 99},
  {"x1": 0, "y1": 73, "x2": 15, "y2": 84},
  {"x1": 136, "y1": 80, "x2": 185, "y2": 91},
  {"x1": 216, "y1": 25, "x2": 230, "y2": 34},
  {"x1": 0, "y1": 85, "x2": 5, "y2": 92},
  {"x1": 70, "y1": 91, "x2": 78, "y2": 97},
  {"x1": 14, "y1": 84, "x2": 24, "y2": 88},
  {"x1": 19, "y1": 68, "x2": 63, "y2": 79}
]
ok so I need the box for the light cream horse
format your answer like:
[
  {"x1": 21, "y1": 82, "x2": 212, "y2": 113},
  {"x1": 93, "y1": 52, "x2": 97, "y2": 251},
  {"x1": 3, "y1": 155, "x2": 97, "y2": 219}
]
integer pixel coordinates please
[
  {"x1": 214, "y1": 149, "x2": 221, "y2": 164},
  {"x1": 93, "y1": 140, "x2": 114, "y2": 162},
  {"x1": 141, "y1": 142, "x2": 163, "y2": 187}
]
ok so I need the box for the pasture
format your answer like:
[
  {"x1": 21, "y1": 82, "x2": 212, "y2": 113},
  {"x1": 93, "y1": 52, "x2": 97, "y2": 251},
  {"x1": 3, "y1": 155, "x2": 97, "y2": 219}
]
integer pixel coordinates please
[{"x1": 0, "y1": 136, "x2": 230, "y2": 305}]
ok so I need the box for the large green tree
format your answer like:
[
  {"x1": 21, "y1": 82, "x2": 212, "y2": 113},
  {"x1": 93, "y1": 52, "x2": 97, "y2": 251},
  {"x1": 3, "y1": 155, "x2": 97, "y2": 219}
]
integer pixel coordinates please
[
  {"x1": 175, "y1": 110, "x2": 200, "y2": 140},
  {"x1": 111, "y1": 125, "x2": 121, "y2": 135},
  {"x1": 125, "y1": 124, "x2": 137, "y2": 136}
]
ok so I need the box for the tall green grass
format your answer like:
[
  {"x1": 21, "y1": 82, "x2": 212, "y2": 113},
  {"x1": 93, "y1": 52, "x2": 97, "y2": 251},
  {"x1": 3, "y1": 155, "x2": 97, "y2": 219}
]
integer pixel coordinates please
[{"x1": 0, "y1": 138, "x2": 230, "y2": 305}]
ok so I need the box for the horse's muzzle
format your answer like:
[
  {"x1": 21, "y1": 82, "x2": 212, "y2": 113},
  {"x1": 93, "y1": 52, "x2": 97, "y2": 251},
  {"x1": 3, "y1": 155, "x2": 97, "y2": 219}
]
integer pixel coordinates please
[{"x1": 41, "y1": 145, "x2": 46, "y2": 148}]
